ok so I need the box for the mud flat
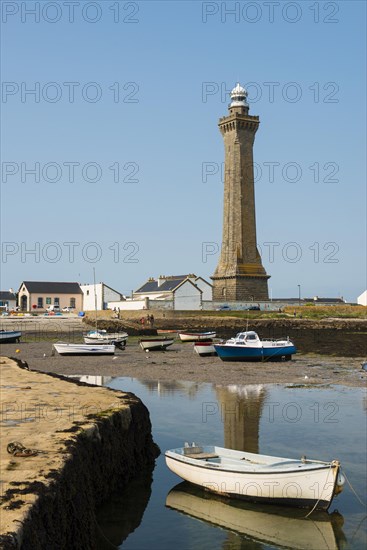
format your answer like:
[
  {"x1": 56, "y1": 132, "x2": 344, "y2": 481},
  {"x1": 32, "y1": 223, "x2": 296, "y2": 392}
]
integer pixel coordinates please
[
  {"x1": 0, "y1": 357, "x2": 158, "y2": 549},
  {"x1": 0, "y1": 341, "x2": 365, "y2": 388}
]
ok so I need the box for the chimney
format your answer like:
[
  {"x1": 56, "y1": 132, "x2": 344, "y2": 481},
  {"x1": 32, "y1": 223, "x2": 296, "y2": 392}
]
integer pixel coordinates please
[{"x1": 157, "y1": 275, "x2": 166, "y2": 287}]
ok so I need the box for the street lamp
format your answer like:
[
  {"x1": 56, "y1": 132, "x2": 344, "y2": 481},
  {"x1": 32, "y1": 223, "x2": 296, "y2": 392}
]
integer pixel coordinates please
[{"x1": 297, "y1": 285, "x2": 301, "y2": 306}]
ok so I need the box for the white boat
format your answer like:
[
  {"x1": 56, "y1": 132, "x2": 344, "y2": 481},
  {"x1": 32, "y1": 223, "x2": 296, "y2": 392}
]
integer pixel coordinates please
[
  {"x1": 193, "y1": 341, "x2": 217, "y2": 357},
  {"x1": 215, "y1": 331, "x2": 296, "y2": 361},
  {"x1": 0, "y1": 330, "x2": 21, "y2": 343},
  {"x1": 83, "y1": 329, "x2": 128, "y2": 346},
  {"x1": 179, "y1": 331, "x2": 216, "y2": 342},
  {"x1": 166, "y1": 482, "x2": 344, "y2": 550},
  {"x1": 139, "y1": 338, "x2": 174, "y2": 352},
  {"x1": 52, "y1": 342, "x2": 115, "y2": 355},
  {"x1": 165, "y1": 444, "x2": 344, "y2": 510}
]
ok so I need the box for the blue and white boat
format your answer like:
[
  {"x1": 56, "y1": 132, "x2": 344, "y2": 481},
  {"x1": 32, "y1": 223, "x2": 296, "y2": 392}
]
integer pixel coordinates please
[
  {"x1": 0, "y1": 330, "x2": 22, "y2": 343},
  {"x1": 214, "y1": 331, "x2": 296, "y2": 361}
]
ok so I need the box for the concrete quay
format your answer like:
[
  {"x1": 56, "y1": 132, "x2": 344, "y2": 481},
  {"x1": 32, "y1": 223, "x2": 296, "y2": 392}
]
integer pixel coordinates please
[{"x1": 0, "y1": 357, "x2": 158, "y2": 549}]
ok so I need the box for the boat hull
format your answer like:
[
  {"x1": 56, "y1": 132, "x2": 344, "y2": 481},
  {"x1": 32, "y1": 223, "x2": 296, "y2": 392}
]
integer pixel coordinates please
[
  {"x1": 0, "y1": 331, "x2": 22, "y2": 343},
  {"x1": 139, "y1": 338, "x2": 174, "y2": 351},
  {"x1": 53, "y1": 343, "x2": 115, "y2": 355},
  {"x1": 179, "y1": 332, "x2": 216, "y2": 342},
  {"x1": 214, "y1": 344, "x2": 296, "y2": 361},
  {"x1": 83, "y1": 331, "x2": 128, "y2": 345},
  {"x1": 194, "y1": 342, "x2": 217, "y2": 357},
  {"x1": 165, "y1": 446, "x2": 341, "y2": 510}
]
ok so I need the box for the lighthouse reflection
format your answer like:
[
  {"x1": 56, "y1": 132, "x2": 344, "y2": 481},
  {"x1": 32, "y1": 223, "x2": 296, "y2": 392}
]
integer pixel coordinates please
[{"x1": 215, "y1": 384, "x2": 266, "y2": 454}]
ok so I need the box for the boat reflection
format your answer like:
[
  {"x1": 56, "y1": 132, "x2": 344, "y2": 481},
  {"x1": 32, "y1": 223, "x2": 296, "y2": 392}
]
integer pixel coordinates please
[{"x1": 166, "y1": 482, "x2": 346, "y2": 550}]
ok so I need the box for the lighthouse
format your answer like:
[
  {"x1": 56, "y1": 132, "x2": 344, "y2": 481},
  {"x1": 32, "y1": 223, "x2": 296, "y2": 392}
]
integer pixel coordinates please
[{"x1": 212, "y1": 83, "x2": 270, "y2": 301}]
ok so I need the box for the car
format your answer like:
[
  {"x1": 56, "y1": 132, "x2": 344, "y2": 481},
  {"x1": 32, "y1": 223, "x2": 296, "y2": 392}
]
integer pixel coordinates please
[
  {"x1": 217, "y1": 305, "x2": 231, "y2": 311},
  {"x1": 246, "y1": 305, "x2": 260, "y2": 311},
  {"x1": 62, "y1": 306, "x2": 74, "y2": 312},
  {"x1": 46, "y1": 305, "x2": 60, "y2": 312}
]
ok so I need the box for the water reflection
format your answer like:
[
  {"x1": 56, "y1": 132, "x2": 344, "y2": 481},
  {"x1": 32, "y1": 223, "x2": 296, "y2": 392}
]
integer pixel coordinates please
[
  {"x1": 215, "y1": 385, "x2": 266, "y2": 454},
  {"x1": 166, "y1": 482, "x2": 346, "y2": 550},
  {"x1": 78, "y1": 375, "x2": 113, "y2": 386},
  {"x1": 139, "y1": 379, "x2": 201, "y2": 398},
  {"x1": 96, "y1": 468, "x2": 153, "y2": 549}
]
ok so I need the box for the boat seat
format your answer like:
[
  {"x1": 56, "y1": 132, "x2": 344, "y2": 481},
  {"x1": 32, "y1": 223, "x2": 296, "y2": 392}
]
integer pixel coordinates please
[{"x1": 184, "y1": 452, "x2": 219, "y2": 460}]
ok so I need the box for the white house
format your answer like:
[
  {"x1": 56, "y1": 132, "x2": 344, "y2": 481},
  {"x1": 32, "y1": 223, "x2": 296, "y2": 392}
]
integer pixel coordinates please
[
  {"x1": 134, "y1": 274, "x2": 204, "y2": 310},
  {"x1": 188, "y1": 276, "x2": 213, "y2": 301},
  {"x1": 357, "y1": 290, "x2": 367, "y2": 306},
  {"x1": 0, "y1": 291, "x2": 17, "y2": 311},
  {"x1": 81, "y1": 283, "x2": 124, "y2": 311}
]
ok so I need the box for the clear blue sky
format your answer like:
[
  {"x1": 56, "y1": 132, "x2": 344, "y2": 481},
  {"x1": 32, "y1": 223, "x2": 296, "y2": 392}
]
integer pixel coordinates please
[{"x1": 1, "y1": 1, "x2": 366, "y2": 301}]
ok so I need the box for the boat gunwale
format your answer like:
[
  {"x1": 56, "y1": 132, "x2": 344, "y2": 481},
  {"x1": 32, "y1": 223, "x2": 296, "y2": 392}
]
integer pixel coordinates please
[{"x1": 165, "y1": 449, "x2": 337, "y2": 476}]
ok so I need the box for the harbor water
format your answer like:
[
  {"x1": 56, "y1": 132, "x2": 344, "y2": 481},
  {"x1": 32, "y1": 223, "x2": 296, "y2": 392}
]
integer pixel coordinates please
[{"x1": 92, "y1": 378, "x2": 366, "y2": 550}]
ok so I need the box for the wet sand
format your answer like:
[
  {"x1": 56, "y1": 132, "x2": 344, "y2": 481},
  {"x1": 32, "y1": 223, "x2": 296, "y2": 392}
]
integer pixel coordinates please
[{"x1": 1, "y1": 340, "x2": 365, "y2": 388}]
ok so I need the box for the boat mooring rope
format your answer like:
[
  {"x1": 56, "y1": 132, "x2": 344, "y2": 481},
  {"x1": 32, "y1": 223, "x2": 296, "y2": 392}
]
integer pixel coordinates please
[
  {"x1": 342, "y1": 468, "x2": 367, "y2": 507},
  {"x1": 304, "y1": 462, "x2": 334, "y2": 518}
]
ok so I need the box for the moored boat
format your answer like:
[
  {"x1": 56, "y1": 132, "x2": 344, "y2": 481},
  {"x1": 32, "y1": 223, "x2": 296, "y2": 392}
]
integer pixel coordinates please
[
  {"x1": 193, "y1": 341, "x2": 217, "y2": 357},
  {"x1": 0, "y1": 330, "x2": 22, "y2": 343},
  {"x1": 166, "y1": 482, "x2": 344, "y2": 550},
  {"x1": 214, "y1": 331, "x2": 296, "y2": 361},
  {"x1": 83, "y1": 329, "x2": 128, "y2": 346},
  {"x1": 52, "y1": 342, "x2": 115, "y2": 355},
  {"x1": 179, "y1": 331, "x2": 216, "y2": 342},
  {"x1": 165, "y1": 444, "x2": 344, "y2": 510},
  {"x1": 139, "y1": 338, "x2": 174, "y2": 352}
]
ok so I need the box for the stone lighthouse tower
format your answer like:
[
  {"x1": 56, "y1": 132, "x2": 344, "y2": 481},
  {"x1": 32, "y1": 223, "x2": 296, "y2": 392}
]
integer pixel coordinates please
[{"x1": 212, "y1": 83, "x2": 270, "y2": 301}]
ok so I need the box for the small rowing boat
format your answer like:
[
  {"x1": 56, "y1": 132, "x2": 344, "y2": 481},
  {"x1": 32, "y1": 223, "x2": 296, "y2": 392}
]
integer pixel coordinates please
[
  {"x1": 193, "y1": 341, "x2": 217, "y2": 357},
  {"x1": 165, "y1": 444, "x2": 344, "y2": 510},
  {"x1": 139, "y1": 338, "x2": 174, "y2": 352},
  {"x1": 52, "y1": 343, "x2": 115, "y2": 356},
  {"x1": 0, "y1": 330, "x2": 22, "y2": 343},
  {"x1": 179, "y1": 331, "x2": 216, "y2": 342},
  {"x1": 83, "y1": 329, "x2": 128, "y2": 346}
]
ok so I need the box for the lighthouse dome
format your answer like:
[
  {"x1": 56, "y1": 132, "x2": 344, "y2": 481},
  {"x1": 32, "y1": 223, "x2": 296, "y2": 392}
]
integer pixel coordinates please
[{"x1": 230, "y1": 83, "x2": 248, "y2": 107}]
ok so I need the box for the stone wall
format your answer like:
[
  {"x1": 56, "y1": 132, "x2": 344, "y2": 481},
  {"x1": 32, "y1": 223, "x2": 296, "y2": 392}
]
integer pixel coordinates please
[
  {"x1": 212, "y1": 276, "x2": 269, "y2": 301},
  {"x1": 0, "y1": 360, "x2": 159, "y2": 549}
]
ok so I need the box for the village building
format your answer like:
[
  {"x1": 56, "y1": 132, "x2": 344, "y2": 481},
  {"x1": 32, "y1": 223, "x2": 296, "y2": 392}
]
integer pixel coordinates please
[
  {"x1": 80, "y1": 283, "x2": 124, "y2": 311},
  {"x1": 17, "y1": 281, "x2": 83, "y2": 311},
  {"x1": 133, "y1": 274, "x2": 212, "y2": 310},
  {"x1": 357, "y1": 290, "x2": 367, "y2": 306},
  {"x1": 0, "y1": 291, "x2": 17, "y2": 311}
]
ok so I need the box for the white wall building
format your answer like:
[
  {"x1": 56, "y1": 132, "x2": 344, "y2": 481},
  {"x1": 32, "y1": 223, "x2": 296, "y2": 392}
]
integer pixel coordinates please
[
  {"x1": 0, "y1": 291, "x2": 17, "y2": 311},
  {"x1": 81, "y1": 283, "x2": 123, "y2": 311},
  {"x1": 133, "y1": 274, "x2": 208, "y2": 310},
  {"x1": 188, "y1": 276, "x2": 213, "y2": 301},
  {"x1": 357, "y1": 290, "x2": 367, "y2": 306}
]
